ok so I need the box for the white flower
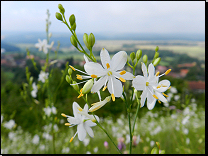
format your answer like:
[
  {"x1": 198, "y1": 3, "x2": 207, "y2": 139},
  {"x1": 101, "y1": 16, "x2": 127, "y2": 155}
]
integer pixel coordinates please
[
  {"x1": 8, "y1": 132, "x2": 15, "y2": 140},
  {"x1": 32, "y1": 134, "x2": 40, "y2": 145},
  {"x1": 39, "y1": 144, "x2": 45, "y2": 151},
  {"x1": 43, "y1": 107, "x2": 52, "y2": 116},
  {"x1": 152, "y1": 126, "x2": 162, "y2": 135},
  {"x1": 132, "y1": 62, "x2": 171, "y2": 110},
  {"x1": 42, "y1": 132, "x2": 52, "y2": 140},
  {"x1": 83, "y1": 138, "x2": 90, "y2": 146},
  {"x1": 175, "y1": 126, "x2": 180, "y2": 131},
  {"x1": 31, "y1": 82, "x2": 38, "y2": 98},
  {"x1": 35, "y1": 39, "x2": 54, "y2": 54},
  {"x1": 146, "y1": 137, "x2": 150, "y2": 142},
  {"x1": 93, "y1": 147, "x2": 98, "y2": 153},
  {"x1": 183, "y1": 128, "x2": 189, "y2": 135},
  {"x1": 174, "y1": 95, "x2": 180, "y2": 101},
  {"x1": 150, "y1": 140, "x2": 155, "y2": 147},
  {"x1": 51, "y1": 106, "x2": 57, "y2": 114},
  {"x1": 70, "y1": 48, "x2": 134, "y2": 101},
  {"x1": 62, "y1": 147, "x2": 70, "y2": 153},
  {"x1": 170, "y1": 86, "x2": 177, "y2": 94},
  {"x1": 183, "y1": 107, "x2": 190, "y2": 116},
  {"x1": 53, "y1": 124, "x2": 59, "y2": 132},
  {"x1": 181, "y1": 115, "x2": 190, "y2": 125},
  {"x1": 38, "y1": 71, "x2": 49, "y2": 83},
  {"x1": 86, "y1": 151, "x2": 91, "y2": 154},
  {"x1": 4, "y1": 119, "x2": 15, "y2": 129},
  {"x1": 88, "y1": 96, "x2": 111, "y2": 112},
  {"x1": 62, "y1": 102, "x2": 99, "y2": 142},
  {"x1": 186, "y1": 138, "x2": 190, "y2": 144}
]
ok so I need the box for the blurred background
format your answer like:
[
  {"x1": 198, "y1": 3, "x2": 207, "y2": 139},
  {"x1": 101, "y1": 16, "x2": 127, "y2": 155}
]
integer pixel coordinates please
[{"x1": 1, "y1": 1, "x2": 205, "y2": 154}]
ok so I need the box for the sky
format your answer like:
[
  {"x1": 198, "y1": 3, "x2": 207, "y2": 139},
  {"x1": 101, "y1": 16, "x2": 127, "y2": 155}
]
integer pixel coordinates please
[{"x1": 1, "y1": 1, "x2": 205, "y2": 34}]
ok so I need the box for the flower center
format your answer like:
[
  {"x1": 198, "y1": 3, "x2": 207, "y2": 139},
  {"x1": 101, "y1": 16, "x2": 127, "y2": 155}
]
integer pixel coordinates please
[
  {"x1": 146, "y1": 82, "x2": 149, "y2": 86},
  {"x1": 107, "y1": 71, "x2": 112, "y2": 76}
]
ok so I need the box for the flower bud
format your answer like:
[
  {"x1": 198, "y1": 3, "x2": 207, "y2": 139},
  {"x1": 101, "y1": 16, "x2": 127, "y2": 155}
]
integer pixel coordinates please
[
  {"x1": 70, "y1": 35, "x2": 77, "y2": 48},
  {"x1": 69, "y1": 14, "x2": 76, "y2": 27},
  {"x1": 83, "y1": 33, "x2": 90, "y2": 49},
  {"x1": 58, "y1": 4, "x2": 65, "y2": 14},
  {"x1": 130, "y1": 52, "x2": 135, "y2": 61},
  {"x1": 143, "y1": 54, "x2": 148, "y2": 64},
  {"x1": 155, "y1": 46, "x2": 159, "y2": 52},
  {"x1": 49, "y1": 33, "x2": 52, "y2": 38},
  {"x1": 151, "y1": 147, "x2": 159, "y2": 154},
  {"x1": 82, "y1": 79, "x2": 94, "y2": 94},
  {"x1": 154, "y1": 51, "x2": 159, "y2": 59},
  {"x1": 88, "y1": 33, "x2": 95, "y2": 48},
  {"x1": 68, "y1": 68, "x2": 73, "y2": 75},
  {"x1": 136, "y1": 50, "x2": 142, "y2": 61},
  {"x1": 71, "y1": 23, "x2": 76, "y2": 31},
  {"x1": 55, "y1": 12, "x2": 63, "y2": 21},
  {"x1": 66, "y1": 75, "x2": 71, "y2": 84},
  {"x1": 72, "y1": 81, "x2": 79, "y2": 91},
  {"x1": 153, "y1": 57, "x2": 161, "y2": 66}
]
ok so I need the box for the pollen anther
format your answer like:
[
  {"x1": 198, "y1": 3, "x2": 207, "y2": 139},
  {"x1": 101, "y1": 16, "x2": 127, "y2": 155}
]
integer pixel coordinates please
[
  {"x1": 162, "y1": 93, "x2": 169, "y2": 97},
  {"x1": 91, "y1": 74, "x2": 97, "y2": 78},
  {"x1": 70, "y1": 137, "x2": 74, "y2": 143},
  {"x1": 111, "y1": 94, "x2": 115, "y2": 101},
  {"x1": 156, "y1": 71, "x2": 160, "y2": 76},
  {"x1": 76, "y1": 74, "x2": 82, "y2": 80},
  {"x1": 106, "y1": 63, "x2": 110, "y2": 69},
  {"x1": 61, "y1": 113, "x2": 67, "y2": 117},
  {"x1": 69, "y1": 65, "x2": 75, "y2": 71},
  {"x1": 119, "y1": 70, "x2": 126, "y2": 75},
  {"x1": 146, "y1": 82, "x2": 149, "y2": 86},
  {"x1": 119, "y1": 77, "x2": 126, "y2": 82},
  {"x1": 157, "y1": 85, "x2": 161, "y2": 89},
  {"x1": 102, "y1": 86, "x2": 107, "y2": 91},
  {"x1": 165, "y1": 69, "x2": 171, "y2": 75},
  {"x1": 65, "y1": 123, "x2": 71, "y2": 126},
  {"x1": 153, "y1": 94, "x2": 159, "y2": 99}
]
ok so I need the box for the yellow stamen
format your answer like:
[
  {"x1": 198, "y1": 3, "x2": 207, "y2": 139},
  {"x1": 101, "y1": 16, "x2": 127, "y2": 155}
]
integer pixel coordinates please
[
  {"x1": 119, "y1": 77, "x2": 126, "y2": 82},
  {"x1": 158, "y1": 100, "x2": 161, "y2": 104},
  {"x1": 107, "y1": 71, "x2": 112, "y2": 76},
  {"x1": 168, "y1": 86, "x2": 171, "y2": 89},
  {"x1": 153, "y1": 94, "x2": 159, "y2": 99},
  {"x1": 161, "y1": 84, "x2": 167, "y2": 87},
  {"x1": 119, "y1": 70, "x2": 126, "y2": 75},
  {"x1": 146, "y1": 82, "x2": 149, "y2": 86},
  {"x1": 162, "y1": 93, "x2": 169, "y2": 97},
  {"x1": 69, "y1": 65, "x2": 75, "y2": 71},
  {"x1": 102, "y1": 86, "x2": 107, "y2": 91},
  {"x1": 76, "y1": 74, "x2": 82, "y2": 80},
  {"x1": 91, "y1": 118, "x2": 96, "y2": 123},
  {"x1": 70, "y1": 137, "x2": 74, "y2": 143},
  {"x1": 165, "y1": 69, "x2": 171, "y2": 75},
  {"x1": 77, "y1": 106, "x2": 83, "y2": 112},
  {"x1": 65, "y1": 123, "x2": 71, "y2": 126},
  {"x1": 77, "y1": 92, "x2": 84, "y2": 98},
  {"x1": 91, "y1": 74, "x2": 97, "y2": 78},
  {"x1": 157, "y1": 85, "x2": 161, "y2": 89},
  {"x1": 106, "y1": 63, "x2": 110, "y2": 69},
  {"x1": 156, "y1": 71, "x2": 160, "y2": 76},
  {"x1": 61, "y1": 113, "x2": 67, "y2": 117},
  {"x1": 111, "y1": 94, "x2": 115, "y2": 101},
  {"x1": 80, "y1": 88, "x2": 83, "y2": 92}
]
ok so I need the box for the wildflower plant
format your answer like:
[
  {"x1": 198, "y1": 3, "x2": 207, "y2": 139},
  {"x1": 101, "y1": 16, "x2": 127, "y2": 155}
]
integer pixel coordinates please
[{"x1": 56, "y1": 4, "x2": 172, "y2": 154}]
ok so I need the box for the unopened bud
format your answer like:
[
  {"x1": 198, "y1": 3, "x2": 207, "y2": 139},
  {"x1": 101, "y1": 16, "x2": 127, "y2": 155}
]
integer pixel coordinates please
[
  {"x1": 70, "y1": 35, "x2": 77, "y2": 48},
  {"x1": 153, "y1": 57, "x2": 161, "y2": 66},
  {"x1": 155, "y1": 46, "x2": 159, "y2": 52},
  {"x1": 58, "y1": 4, "x2": 65, "y2": 14},
  {"x1": 68, "y1": 68, "x2": 73, "y2": 75},
  {"x1": 143, "y1": 55, "x2": 148, "y2": 64},
  {"x1": 136, "y1": 50, "x2": 142, "y2": 61},
  {"x1": 88, "y1": 33, "x2": 95, "y2": 48},
  {"x1": 82, "y1": 79, "x2": 94, "y2": 94},
  {"x1": 154, "y1": 51, "x2": 159, "y2": 59},
  {"x1": 83, "y1": 33, "x2": 90, "y2": 49},
  {"x1": 71, "y1": 23, "x2": 76, "y2": 31},
  {"x1": 69, "y1": 14, "x2": 76, "y2": 26},
  {"x1": 66, "y1": 75, "x2": 71, "y2": 84},
  {"x1": 130, "y1": 52, "x2": 135, "y2": 61},
  {"x1": 55, "y1": 12, "x2": 63, "y2": 21},
  {"x1": 72, "y1": 81, "x2": 79, "y2": 91}
]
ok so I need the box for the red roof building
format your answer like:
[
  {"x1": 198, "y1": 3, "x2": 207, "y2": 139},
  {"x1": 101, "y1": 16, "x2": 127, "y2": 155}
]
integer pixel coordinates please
[
  {"x1": 177, "y1": 62, "x2": 196, "y2": 68},
  {"x1": 180, "y1": 69, "x2": 189, "y2": 77},
  {"x1": 188, "y1": 81, "x2": 205, "y2": 92}
]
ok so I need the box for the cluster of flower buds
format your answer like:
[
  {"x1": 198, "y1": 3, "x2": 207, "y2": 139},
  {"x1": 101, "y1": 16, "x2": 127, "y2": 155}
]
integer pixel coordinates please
[{"x1": 83, "y1": 33, "x2": 95, "y2": 51}]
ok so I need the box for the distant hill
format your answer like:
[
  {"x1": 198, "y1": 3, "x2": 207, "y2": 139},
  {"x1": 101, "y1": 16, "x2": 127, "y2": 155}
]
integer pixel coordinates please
[{"x1": 1, "y1": 41, "x2": 21, "y2": 52}]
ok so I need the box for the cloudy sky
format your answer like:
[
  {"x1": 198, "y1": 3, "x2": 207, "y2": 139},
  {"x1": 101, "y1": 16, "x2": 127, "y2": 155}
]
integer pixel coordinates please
[{"x1": 1, "y1": 1, "x2": 205, "y2": 34}]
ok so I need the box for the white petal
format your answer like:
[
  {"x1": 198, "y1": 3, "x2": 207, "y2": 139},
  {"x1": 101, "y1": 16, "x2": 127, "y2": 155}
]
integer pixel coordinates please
[
  {"x1": 67, "y1": 116, "x2": 80, "y2": 125},
  {"x1": 73, "y1": 102, "x2": 81, "y2": 119},
  {"x1": 110, "y1": 51, "x2": 127, "y2": 71},
  {"x1": 84, "y1": 62, "x2": 106, "y2": 77},
  {"x1": 84, "y1": 124, "x2": 94, "y2": 138},
  {"x1": 107, "y1": 76, "x2": 123, "y2": 97},
  {"x1": 114, "y1": 71, "x2": 135, "y2": 80},
  {"x1": 140, "y1": 88, "x2": 147, "y2": 107},
  {"x1": 147, "y1": 98, "x2": 157, "y2": 110},
  {"x1": 77, "y1": 123, "x2": 86, "y2": 141},
  {"x1": 100, "y1": 48, "x2": 111, "y2": 69},
  {"x1": 91, "y1": 76, "x2": 108, "y2": 93},
  {"x1": 132, "y1": 75, "x2": 146, "y2": 91},
  {"x1": 84, "y1": 54, "x2": 90, "y2": 63},
  {"x1": 141, "y1": 62, "x2": 148, "y2": 79},
  {"x1": 156, "y1": 80, "x2": 170, "y2": 92},
  {"x1": 83, "y1": 104, "x2": 89, "y2": 112},
  {"x1": 148, "y1": 63, "x2": 155, "y2": 79},
  {"x1": 155, "y1": 91, "x2": 167, "y2": 103}
]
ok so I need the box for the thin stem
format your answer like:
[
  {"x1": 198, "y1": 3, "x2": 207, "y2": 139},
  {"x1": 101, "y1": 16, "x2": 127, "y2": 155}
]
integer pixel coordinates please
[{"x1": 132, "y1": 102, "x2": 140, "y2": 135}]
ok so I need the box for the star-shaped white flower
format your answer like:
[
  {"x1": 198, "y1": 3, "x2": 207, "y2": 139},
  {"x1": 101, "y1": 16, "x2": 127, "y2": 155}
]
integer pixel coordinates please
[
  {"x1": 31, "y1": 82, "x2": 38, "y2": 98},
  {"x1": 132, "y1": 62, "x2": 171, "y2": 110},
  {"x1": 35, "y1": 39, "x2": 54, "y2": 54},
  {"x1": 38, "y1": 71, "x2": 49, "y2": 83},
  {"x1": 62, "y1": 102, "x2": 99, "y2": 142},
  {"x1": 75, "y1": 48, "x2": 134, "y2": 101}
]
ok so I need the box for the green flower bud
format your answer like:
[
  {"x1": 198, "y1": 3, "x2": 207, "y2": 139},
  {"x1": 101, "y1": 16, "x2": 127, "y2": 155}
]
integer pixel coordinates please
[
  {"x1": 72, "y1": 81, "x2": 79, "y2": 91},
  {"x1": 68, "y1": 68, "x2": 73, "y2": 75},
  {"x1": 160, "y1": 150, "x2": 165, "y2": 154},
  {"x1": 82, "y1": 79, "x2": 94, "y2": 94},
  {"x1": 88, "y1": 33, "x2": 95, "y2": 48},
  {"x1": 55, "y1": 12, "x2": 63, "y2": 21},
  {"x1": 58, "y1": 4, "x2": 65, "y2": 14},
  {"x1": 151, "y1": 147, "x2": 159, "y2": 154},
  {"x1": 70, "y1": 35, "x2": 77, "y2": 48},
  {"x1": 155, "y1": 46, "x2": 159, "y2": 52},
  {"x1": 69, "y1": 14, "x2": 76, "y2": 26},
  {"x1": 143, "y1": 54, "x2": 148, "y2": 64},
  {"x1": 83, "y1": 33, "x2": 90, "y2": 49},
  {"x1": 153, "y1": 57, "x2": 161, "y2": 66},
  {"x1": 66, "y1": 75, "x2": 71, "y2": 84},
  {"x1": 136, "y1": 49, "x2": 142, "y2": 61},
  {"x1": 71, "y1": 23, "x2": 76, "y2": 31},
  {"x1": 154, "y1": 51, "x2": 159, "y2": 59},
  {"x1": 130, "y1": 52, "x2": 135, "y2": 61},
  {"x1": 156, "y1": 142, "x2": 160, "y2": 149}
]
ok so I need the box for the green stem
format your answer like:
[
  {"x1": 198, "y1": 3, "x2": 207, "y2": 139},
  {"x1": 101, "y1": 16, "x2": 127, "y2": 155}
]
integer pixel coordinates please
[{"x1": 131, "y1": 102, "x2": 140, "y2": 135}]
